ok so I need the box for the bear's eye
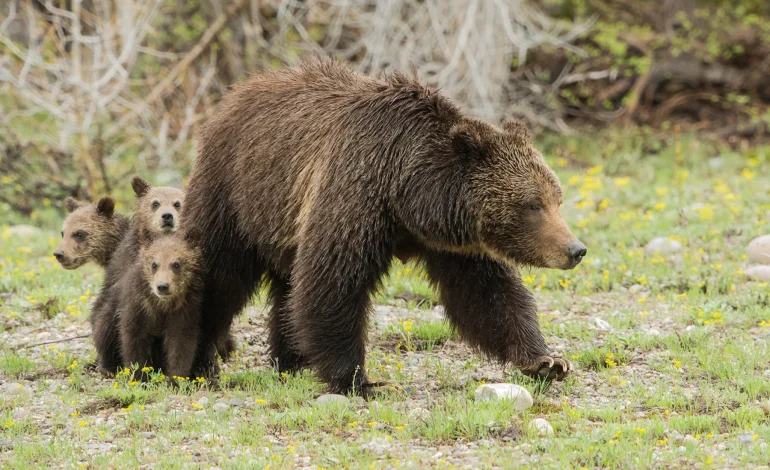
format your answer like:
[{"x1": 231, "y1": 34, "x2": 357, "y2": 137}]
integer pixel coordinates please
[
  {"x1": 60, "y1": 231, "x2": 64, "y2": 238},
  {"x1": 151, "y1": 262, "x2": 158, "y2": 272},
  {"x1": 173, "y1": 201, "x2": 181, "y2": 209},
  {"x1": 171, "y1": 262, "x2": 181, "y2": 270},
  {"x1": 74, "y1": 231, "x2": 86, "y2": 240},
  {"x1": 152, "y1": 201, "x2": 160, "y2": 209},
  {"x1": 529, "y1": 203, "x2": 543, "y2": 212}
]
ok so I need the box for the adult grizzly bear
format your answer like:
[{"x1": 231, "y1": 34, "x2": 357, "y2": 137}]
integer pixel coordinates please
[{"x1": 184, "y1": 59, "x2": 586, "y2": 394}]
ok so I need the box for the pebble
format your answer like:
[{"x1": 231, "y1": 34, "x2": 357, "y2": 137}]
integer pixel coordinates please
[
  {"x1": 644, "y1": 237, "x2": 682, "y2": 255},
  {"x1": 228, "y1": 398, "x2": 245, "y2": 407},
  {"x1": 360, "y1": 437, "x2": 390, "y2": 455},
  {"x1": 140, "y1": 431, "x2": 155, "y2": 439},
  {"x1": 196, "y1": 397, "x2": 209, "y2": 406},
  {"x1": 315, "y1": 394, "x2": 349, "y2": 406},
  {"x1": 745, "y1": 265, "x2": 770, "y2": 281},
  {"x1": 408, "y1": 407, "x2": 430, "y2": 420},
  {"x1": 747, "y1": 235, "x2": 770, "y2": 265},
  {"x1": 677, "y1": 446, "x2": 686, "y2": 453},
  {"x1": 592, "y1": 317, "x2": 612, "y2": 331},
  {"x1": 738, "y1": 434, "x2": 755, "y2": 444},
  {"x1": 0, "y1": 440, "x2": 12, "y2": 452},
  {"x1": 528, "y1": 418, "x2": 554, "y2": 437},
  {"x1": 6, "y1": 383, "x2": 28, "y2": 396},
  {"x1": 7, "y1": 225, "x2": 42, "y2": 237},
  {"x1": 474, "y1": 384, "x2": 533, "y2": 411},
  {"x1": 683, "y1": 435, "x2": 698, "y2": 445},
  {"x1": 213, "y1": 402, "x2": 229, "y2": 412}
]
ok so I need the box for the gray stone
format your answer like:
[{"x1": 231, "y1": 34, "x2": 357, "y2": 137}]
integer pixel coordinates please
[
  {"x1": 645, "y1": 237, "x2": 682, "y2": 256},
  {"x1": 213, "y1": 402, "x2": 229, "y2": 412},
  {"x1": 683, "y1": 435, "x2": 698, "y2": 445},
  {"x1": 0, "y1": 441, "x2": 12, "y2": 452},
  {"x1": 140, "y1": 431, "x2": 156, "y2": 439},
  {"x1": 315, "y1": 394, "x2": 349, "y2": 406},
  {"x1": 738, "y1": 434, "x2": 755, "y2": 444},
  {"x1": 745, "y1": 265, "x2": 770, "y2": 281},
  {"x1": 528, "y1": 418, "x2": 554, "y2": 437},
  {"x1": 747, "y1": 235, "x2": 770, "y2": 265},
  {"x1": 228, "y1": 398, "x2": 245, "y2": 407},
  {"x1": 474, "y1": 384, "x2": 533, "y2": 411},
  {"x1": 196, "y1": 397, "x2": 209, "y2": 406},
  {"x1": 592, "y1": 317, "x2": 612, "y2": 331}
]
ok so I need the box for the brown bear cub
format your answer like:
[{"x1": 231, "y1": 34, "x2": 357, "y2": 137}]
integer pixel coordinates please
[
  {"x1": 117, "y1": 229, "x2": 203, "y2": 380},
  {"x1": 90, "y1": 177, "x2": 186, "y2": 376},
  {"x1": 183, "y1": 59, "x2": 586, "y2": 395},
  {"x1": 54, "y1": 197, "x2": 129, "y2": 270}
]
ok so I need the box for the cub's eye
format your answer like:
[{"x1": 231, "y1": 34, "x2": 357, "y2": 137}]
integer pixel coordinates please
[
  {"x1": 529, "y1": 204, "x2": 543, "y2": 212},
  {"x1": 151, "y1": 262, "x2": 158, "y2": 271},
  {"x1": 60, "y1": 231, "x2": 64, "y2": 238},
  {"x1": 173, "y1": 202, "x2": 181, "y2": 209},
  {"x1": 171, "y1": 262, "x2": 181, "y2": 270},
  {"x1": 151, "y1": 201, "x2": 160, "y2": 209},
  {"x1": 74, "y1": 231, "x2": 86, "y2": 240}
]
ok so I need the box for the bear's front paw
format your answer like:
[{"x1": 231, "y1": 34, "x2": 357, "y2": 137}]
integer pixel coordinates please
[{"x1": 519, "y1": 355, "x2": 571, "y2": 381}]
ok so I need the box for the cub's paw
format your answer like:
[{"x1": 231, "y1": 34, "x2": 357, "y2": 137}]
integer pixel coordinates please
[{"x1": 519, "y1": 356, "x2": 571, "y2": 381}]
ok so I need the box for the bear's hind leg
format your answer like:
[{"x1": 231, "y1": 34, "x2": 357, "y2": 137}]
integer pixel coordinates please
[
  {"x1": 423, "y1": 251, "x2": 570, "y2": 381},
  {"x1": 266, "y1": 271, "x2": 306, "y2": 373}
]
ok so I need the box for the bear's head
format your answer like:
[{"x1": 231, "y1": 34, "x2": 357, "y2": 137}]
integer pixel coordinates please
[
  {"x1": 54, "y1": 197, "x2": 119, "y2": 269},
  {"x1": 453, "y1": 118, "x2": 586, "y2": 270},
  {"x1": 138, "y1": 228, "x2": 201, "y2": 306},
  {"x1": 131, "y1": 177, "x2": 184, "y2": 234}
]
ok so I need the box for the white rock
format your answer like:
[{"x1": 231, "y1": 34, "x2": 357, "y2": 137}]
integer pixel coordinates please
[
  {"x1": 213, "y1": 402, "x2": 228, "y2": 412},
  {"x1": 196, "y1": 397, "x2": 209, "y2": 406},
  {"x1": 645, "y1": 237, "x2": 682, "y2": 255},
  {"x1": 647, "y1": 329, "x2": 661, "y2": 336},
  {"x1": 745, "y1": 265, "x2": 770, "y2": 281},
  {"x1": 684, "y1": 435, "x2": 698, "y2": 445},
  {"x1": 7, "y1": 225, "x2": 41, "y2": 237},
  {"x1": 528, "y1": 418, "x2": 554, "y2": 437},
  {"x1": 408, "y1": 407, "x2": 430, "y2": 420},
  {"x1": 747, "y1": 235, "x2": 770, "y2": 265},
  {"x1": 315, "y1": 394, "x2": 349, "y2": 406},
  {"x1": 592, "y1": 317, "x2": 612, "y2": 331},
  {"x1": 474, "y1": 384, "x2": 533, "y2": 411}
]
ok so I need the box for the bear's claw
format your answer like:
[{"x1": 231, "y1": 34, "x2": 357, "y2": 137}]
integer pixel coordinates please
[{"x1": 520, "y1": 355, "x2": 571, "y2": 381}]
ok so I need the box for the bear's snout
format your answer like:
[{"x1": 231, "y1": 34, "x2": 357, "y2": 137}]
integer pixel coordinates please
[
  {"x1": 566, "y1": 241, "x2": 587, "y2": 267},
  {"x1": 156, "y1": 281, "x2": 170, "y2": 295}
]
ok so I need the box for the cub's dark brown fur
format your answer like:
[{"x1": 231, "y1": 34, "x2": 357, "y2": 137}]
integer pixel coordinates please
[
  {"x1": 90, "y1": 177, "x2": 186, "y2": 376},
  {"x1": 117, "y1": 229, "x2": 203, "y2": 379},
  {"x1": 183, "y1": 59, "x2": 585, "y2": 394},
  {"x1": 54, "y1": 197, "x2": 129, "y2": 269}
]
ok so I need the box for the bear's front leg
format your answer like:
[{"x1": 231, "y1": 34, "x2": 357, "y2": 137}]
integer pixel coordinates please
[
  {"x1": 163, "y1": 319, "x2": 199, "y2": 380},
  {"x1": 265, "y1": 271, "x2": 306, "y2": 373},
  {"x1": 289, "y1": 204, "x2": 394, "y2": 396},
  {"x1": 423, "y1": 251, "x2": 571, "y2": 381}
]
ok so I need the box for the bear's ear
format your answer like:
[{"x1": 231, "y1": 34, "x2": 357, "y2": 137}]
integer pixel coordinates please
[
  {"x1": 137, "y1": 227, "x2": 156, "y2": 247},
  {"x1": 95, "y1": 197, "x2": 115, "y2": 218},
  {"x1": 131, "y1": 176, "x2": 152, "y2": 198},
  {"x1": 449, "y1": 121, "x2": 486, "y2": 158},
  {"x1": 64, "y1": 197, "x2": 81, "y2": 213},
  {"x1": 501, "y1": 119, "x2": 532, "y2": 144}
]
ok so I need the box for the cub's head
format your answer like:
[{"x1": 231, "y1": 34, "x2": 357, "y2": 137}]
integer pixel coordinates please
[
  {"x1": 131, "y1": 177, "x2": 184, "y2": 234},
  {"x1": 54, "y1": 197, "x2": 119, "y2": 269},
  {"x1": 453, "y1": 118, "x2": 586, "y2": 270},
  {"x1": 138, "y1": 229, "x2": 201, "y2": 304}
]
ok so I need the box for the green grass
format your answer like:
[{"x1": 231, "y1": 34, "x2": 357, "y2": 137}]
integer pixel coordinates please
[{"x1": 2, "y1": 129, "x2": 770, "y2": 468}]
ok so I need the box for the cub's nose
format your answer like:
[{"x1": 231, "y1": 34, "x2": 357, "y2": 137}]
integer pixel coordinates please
[
  {"x1": 566, "y1": 241, "x2": 587, "y2": 265},
  {"x1": 161, "y1": 213, "x2": 174, "y2": 223},
  {"x1": 53, "y1": 249, "x2": 64, "y2": 261},
  {"x1": 156, "y1": 282, "x2": 170, "y2": 294}
]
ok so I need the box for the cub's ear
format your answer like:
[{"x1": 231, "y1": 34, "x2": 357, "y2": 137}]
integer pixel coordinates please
[
  {"x1": 64, "y1": 197, "x2": 81, "y2": 213},
  {"x1": 131, "y1": 176, "x2": 151, "y2": 198},
  {"x1": 96, "y1": 197, "x2": 115, "y2": 218},
  {"x1": 501, "y1": 119, "x2": 532, "y2": 144},
  {"x1": 138, "y1": 227, "x2": 156, "y2": 247}
]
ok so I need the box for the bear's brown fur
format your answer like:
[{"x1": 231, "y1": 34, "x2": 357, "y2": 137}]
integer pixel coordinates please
[
  {"x1": 54, "y1": 197, "x2": 129, "y2": 269},
  {"x1": 117, "y1": 229, "x2": 203, "y2": 379},
  {"x1": 183, "y1": 59, "x2": 585, "y2": 394}
]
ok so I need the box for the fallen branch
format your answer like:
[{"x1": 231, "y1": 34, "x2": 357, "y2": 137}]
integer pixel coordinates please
[{"x1": 16, "y1": 334, "x2": 90, "y2": 350}]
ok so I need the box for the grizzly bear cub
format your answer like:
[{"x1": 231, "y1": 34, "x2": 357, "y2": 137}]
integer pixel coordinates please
[
  {"x1": 183, "y1": 59, "x2": 586, "y2": 395},
  {"x1": 54, "y1": 197, "x2": 129, "y2": 270},
  {"x1": 90, "y1": 177, "x2": 186, "y2": 376},
  {"x1": 117, "y1": 228, "x2": 203, "y2": 380}
]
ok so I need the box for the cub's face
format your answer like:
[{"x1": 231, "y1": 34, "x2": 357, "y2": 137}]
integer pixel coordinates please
[
  {"x1": 455, "y1": 119, "x2": 586, "y2": 270},
  {"x1": 54, "y1": 197, "x2": 115, "y2": 269},
  {"x1": 141, "y1": 235, "x2": 200, "y2": 303},
  {"x1": 131, "y1": 177, "x2": 184, "y2": 233}
]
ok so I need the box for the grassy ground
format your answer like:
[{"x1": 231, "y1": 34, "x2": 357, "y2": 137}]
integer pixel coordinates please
[{"x1": 1, "y1": 130, "x2": 769, "y2": 469}]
